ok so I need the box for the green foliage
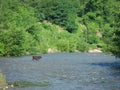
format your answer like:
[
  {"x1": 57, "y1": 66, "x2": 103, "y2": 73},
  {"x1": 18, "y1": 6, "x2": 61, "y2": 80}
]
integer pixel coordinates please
[
  {"x1": 77, "y1": 0, "x2": 120, "y2": 56},
  {"x1": 26, "y1": 22, "x2": 89, "y2": 53},
  {"x1": 0, "y1": 30, "x2": 34, "y2": 56},
  {"x1": 86, "y1": 22, "x2": 100, "y2": 44},
  {"x1": 0, "y1": 0, "x2": 36, "y2": 56},
  {"x1": 27, "y1": 0, "x2": 80, "y2": 32},
  {"x1": 65, "y1": 14, "x2": 78, "y2": 33},
  {"x1": 0, "y1": 0, "x2": 119, "y2": 56},
  {"x1": 111, "y1": 1, "x2": 120, "y2": 57},
  {"x1": 0, "y1": 0, "x2": 36, "y2": 31},
  {"x1": 57, "y1": 39, "x2": 69, "y2": 52},
  {"x1": 0, "y1": 43, "x2": 5, "y2": 56}
]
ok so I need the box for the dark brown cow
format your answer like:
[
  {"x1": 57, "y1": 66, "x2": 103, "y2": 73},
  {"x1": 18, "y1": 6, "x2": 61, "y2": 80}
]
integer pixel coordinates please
[{"x1": 32, "y1": 56, "x2": 42, "y2": 61}]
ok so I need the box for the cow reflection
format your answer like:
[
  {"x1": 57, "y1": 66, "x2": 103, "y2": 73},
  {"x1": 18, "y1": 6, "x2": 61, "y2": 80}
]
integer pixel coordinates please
[{"x1": 32, "y1": 56, "x2": 42, "y2": 61}]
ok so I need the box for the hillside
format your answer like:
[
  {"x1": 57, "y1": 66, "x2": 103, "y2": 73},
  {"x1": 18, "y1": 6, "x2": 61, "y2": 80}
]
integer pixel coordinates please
[{"x1": 0, "y1": 0, "x2": 119, "y2": 57}]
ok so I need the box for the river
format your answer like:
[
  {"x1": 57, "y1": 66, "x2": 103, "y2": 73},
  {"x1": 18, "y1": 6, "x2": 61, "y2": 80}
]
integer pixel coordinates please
[{"x1": 0, "y1": 53, "x2": 120, "y2": 90}]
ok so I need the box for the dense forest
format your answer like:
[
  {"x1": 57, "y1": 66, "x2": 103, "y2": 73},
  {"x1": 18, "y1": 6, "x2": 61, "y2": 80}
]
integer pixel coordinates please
[{"x1": 0, "y1": 0, "x2": 120, "y2": 57}]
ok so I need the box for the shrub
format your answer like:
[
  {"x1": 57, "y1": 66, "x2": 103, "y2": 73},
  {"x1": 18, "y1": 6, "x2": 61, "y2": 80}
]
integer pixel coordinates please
[
  {"x1": 76, "y1": 39, "x2": 89, "y2": 52},
  {"x1": 0, "y1": 29, "x2": 34, "y2": 56}
]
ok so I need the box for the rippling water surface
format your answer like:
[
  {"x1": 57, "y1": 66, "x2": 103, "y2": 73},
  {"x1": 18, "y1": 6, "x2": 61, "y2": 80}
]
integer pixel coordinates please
[{"x1": 0, "y1": 53, "x2": 120, "y2": 90}]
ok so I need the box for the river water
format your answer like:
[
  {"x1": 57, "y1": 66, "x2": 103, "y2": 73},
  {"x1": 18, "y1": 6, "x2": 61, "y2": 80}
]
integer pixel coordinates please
[{"x1": 0, "y1": 53, "x2": 120, "y2": 90}]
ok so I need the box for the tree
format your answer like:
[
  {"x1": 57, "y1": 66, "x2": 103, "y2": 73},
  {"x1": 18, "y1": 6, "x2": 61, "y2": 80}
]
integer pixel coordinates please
[
  {"x1": 111, "y1": 1, "x2": 120, "y2": 57},
  {"x1": 0, "y1": 0, "x2": 36, "y2": 56},
  {"x1": 28, "y1": 0, "x2": 80, "y2": 32},
  {"x1": 0, "y1": 0, "x2": 36, "y2": 31}
]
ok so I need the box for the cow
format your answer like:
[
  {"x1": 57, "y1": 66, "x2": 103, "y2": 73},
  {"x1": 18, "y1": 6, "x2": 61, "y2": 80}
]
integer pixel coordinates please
[{"x1": 32, "y1": 56, "x2": 42, "y2": 61}]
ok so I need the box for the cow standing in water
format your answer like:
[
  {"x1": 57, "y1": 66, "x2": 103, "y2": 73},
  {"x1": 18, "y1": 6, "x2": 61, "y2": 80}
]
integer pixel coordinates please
[{"x1": 32, "y1": 56, "x2": 42, "y2": 61}]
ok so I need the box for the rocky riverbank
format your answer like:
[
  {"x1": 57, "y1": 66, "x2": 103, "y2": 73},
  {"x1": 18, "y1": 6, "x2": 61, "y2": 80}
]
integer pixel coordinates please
[{"x1": 88, "y1": 48, "x2": 102, "y2": 53}]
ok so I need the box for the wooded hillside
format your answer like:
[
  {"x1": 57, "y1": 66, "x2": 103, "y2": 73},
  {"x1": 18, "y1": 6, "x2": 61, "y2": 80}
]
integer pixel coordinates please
[{"x1": 0, "y1": 0, "x2": 120, "y2": 57}]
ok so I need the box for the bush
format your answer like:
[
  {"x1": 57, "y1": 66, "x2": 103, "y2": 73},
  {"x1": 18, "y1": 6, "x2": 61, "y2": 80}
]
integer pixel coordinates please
[
  {"x1": 0, "y1": 29, "x2": 34, "y2": 56},
  {"x1": 76, "y1": 39, "x2": 89, "y2": 52},
  {"x1": 57, "y1": 39, "x2": 69, "y2": 52}
]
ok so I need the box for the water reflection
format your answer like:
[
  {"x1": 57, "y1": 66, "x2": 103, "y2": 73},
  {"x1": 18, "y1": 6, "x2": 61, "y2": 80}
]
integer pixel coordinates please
[
  {"x1": 91, "y1": 61, "x2": 120, "y2": 69},
  {"x1": 91, "y1": 61, "x2": 120, "y2": 78}
]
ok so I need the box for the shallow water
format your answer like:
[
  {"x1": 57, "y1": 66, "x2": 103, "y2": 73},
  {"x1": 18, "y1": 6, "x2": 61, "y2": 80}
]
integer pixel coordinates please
[{"x1": 0, "y1": 53, "x2": 120, "y2": 90}]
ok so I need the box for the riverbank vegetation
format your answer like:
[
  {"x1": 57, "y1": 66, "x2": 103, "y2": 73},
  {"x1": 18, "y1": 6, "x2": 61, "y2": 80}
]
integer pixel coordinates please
[
  {"x1": 8, "y1": 81, "x2": 51, "y2": 88},
  {"x1": 0, "y1": 70, "x2": 7, "y2": 89},
  {"x1": 0, "y1": 0, "x2": 120, "y2": 57}
]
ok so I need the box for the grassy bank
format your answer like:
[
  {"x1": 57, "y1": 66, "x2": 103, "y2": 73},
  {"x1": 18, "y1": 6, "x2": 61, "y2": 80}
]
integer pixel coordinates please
[{"x1": 0, "y1": 70, "x2": 7, "y2": 89}]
